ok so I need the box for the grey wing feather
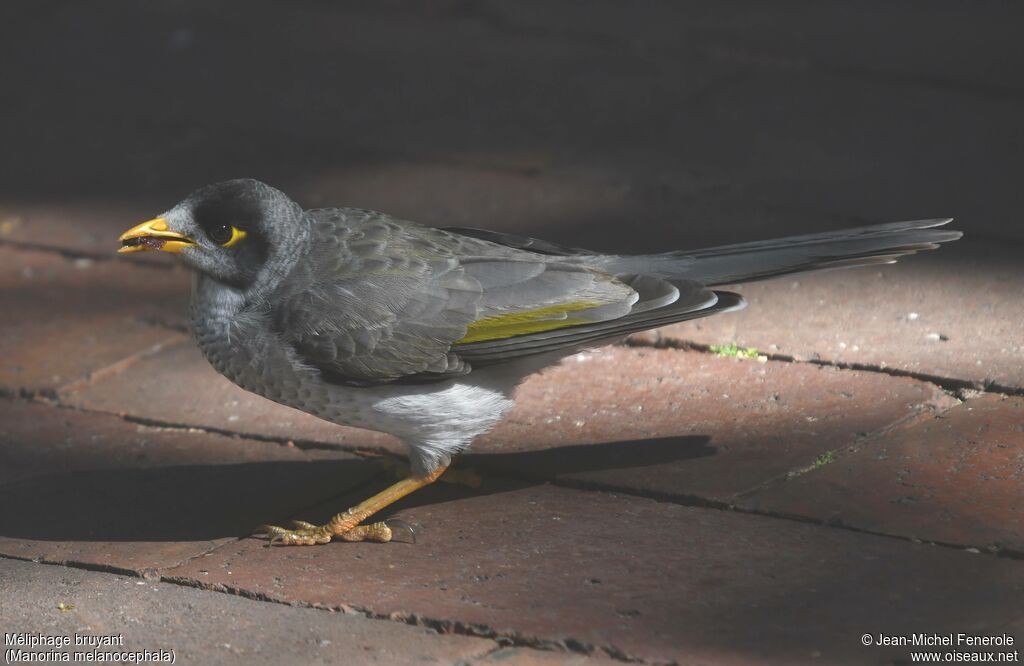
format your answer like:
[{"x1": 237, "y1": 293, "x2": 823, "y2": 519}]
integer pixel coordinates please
[
  {"x1": 268, "y1": 210, "x2": 644, "y2": 385},
  {"x1": 464, "y1": 259, "x2": 636, "y2": 317},
  {"x1": 268, "y1": 210, "x2": 483, "y2": 384}
]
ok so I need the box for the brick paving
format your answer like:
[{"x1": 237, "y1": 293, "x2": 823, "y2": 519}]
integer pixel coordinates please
[
  {"x1": 0, "y1": 247, "x2": 188, "y2": 394},
  {"x1": 0, "y1": 400, "x2": 382, "y2": 572},
  {"x1": 166, "y1": 484, "x2": 1024, "y2": 665},
  {"x1": 2, "y1": 2, "x2": 1023, "y2": 665},
  {"x1": 0, "y1": 557, "x2": 496, "y2": 665},
  {"x1": 57, "y1": 338, "x2": 956, "y2": 501},
  {"x1": 742, "y1": 394, "x2": 1024, "y2": 552}
]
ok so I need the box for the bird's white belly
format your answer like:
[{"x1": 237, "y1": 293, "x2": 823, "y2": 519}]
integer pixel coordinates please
[{"x1": 223, "y1": 352, "x2": 517, "y2": 473}]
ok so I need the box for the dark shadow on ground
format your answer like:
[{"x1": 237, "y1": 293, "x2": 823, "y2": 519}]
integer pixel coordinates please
[
  {"x1": 0, "y1": 435, "x2": 711, "y2": 542},
  {"x1": 2, "y1": 2, "x2": 1023, "y2": 248}
]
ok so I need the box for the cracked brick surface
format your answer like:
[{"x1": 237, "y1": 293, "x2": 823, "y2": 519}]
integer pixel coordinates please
[
  {"x1": 0, "y1": 557, "x2": 497, "y2": 665},
  {"x1": 659, "y1": 241, "x2": 1024, "y2": 391},
  {"x1": 0, "y1": 399, "x2": 380, "y2": 572},
  {"x1": 740, "y1": 394, "x2": 1024, "y2": 552},
  {"x1": 0, "y1": 247, "x2": 189, "y2": 393},
  {"x1": 166, "y1": 482, "x2": 1023, "y2": 665},
  {"x1": 57, "y1": 338, "x2": 398, "y2": 451},
  {"x1": 475, "y1": 347, "x2": 956, "y2": 501},
  {"x1": 469, "y1": 648, "x2": 624, "y2": 665}
]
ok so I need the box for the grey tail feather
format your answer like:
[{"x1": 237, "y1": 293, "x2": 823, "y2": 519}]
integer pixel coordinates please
[{"x1": 592, "y1": 218, "x2": 961, "y2": 286}]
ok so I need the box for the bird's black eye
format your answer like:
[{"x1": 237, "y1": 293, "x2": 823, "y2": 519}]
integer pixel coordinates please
[{"x1": 207, "y1": 223, "x2": 232, "y2": 245}]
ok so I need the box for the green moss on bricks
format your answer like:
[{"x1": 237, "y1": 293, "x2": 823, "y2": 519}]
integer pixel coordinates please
[
  {"x1": 787, "y1": 450, "x2": 838, "y2": 479},
  {"x1": 815, "y1": 450, "x2": 837, "y2": 466},
  {"x1": 709, "y1": 342, "x2": 761, "y2": 359}
]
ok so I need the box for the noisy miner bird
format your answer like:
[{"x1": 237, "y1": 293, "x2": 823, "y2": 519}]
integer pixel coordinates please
[{"x1": 119, "y1": 179, "x2": 960, "y2": 545}]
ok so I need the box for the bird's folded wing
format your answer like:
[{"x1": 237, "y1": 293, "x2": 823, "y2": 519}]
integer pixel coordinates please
[
  {"x1": 454, "y1": 277, "x2": 736, "y2": 365},
  {"x1": 268, "y1": 213, "x2": 644, "y2": 385},
  {"x1": 456, "y1": 259, "x2": 637, "y2": 344}
]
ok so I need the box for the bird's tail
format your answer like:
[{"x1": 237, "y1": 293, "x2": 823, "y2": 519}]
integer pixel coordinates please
[{"x1": 592, "y1": 218, "x2": 961, "y2": 286}]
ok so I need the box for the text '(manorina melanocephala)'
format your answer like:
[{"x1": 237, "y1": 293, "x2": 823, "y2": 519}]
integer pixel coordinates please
[{"x1": 119, "y1": 179, "x2": 960, "y2": 545}]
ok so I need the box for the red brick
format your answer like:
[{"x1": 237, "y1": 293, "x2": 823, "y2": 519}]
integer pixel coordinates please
[
  {"x1": 0, "y1": 557, "x2": 496, "y2": 664},
  {"x1": 0, "y1": 247, "x2": 189, "y2": 393},
  {"x1": 481, "y1": 346, "x2": 954, "y2": 500},
  {"x1": 741, "y1": 394, "x2": 1024, "y2": 551},
  {"x1": 166, "y1": 482, "x2": 1024, "y2": 665},
  {"x1": 470, "y1": 647, "x2": 622, "y2": 665},
  {"x1": 0, "y1": 399, "x2": 380, "y2": 572}
]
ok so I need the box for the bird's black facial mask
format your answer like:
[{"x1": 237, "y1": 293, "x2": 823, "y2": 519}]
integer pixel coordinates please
[
  {"x1": 120, "y1": 179, "x2": 299, "y2": 290},
  {"x1": 183, "y1": 182, "x2": 271, "y2": 287}
]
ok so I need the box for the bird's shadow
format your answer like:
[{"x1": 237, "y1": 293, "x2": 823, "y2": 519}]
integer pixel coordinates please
[{"x1": 0, "y1": 435, "x2": 712, "y2": 542}]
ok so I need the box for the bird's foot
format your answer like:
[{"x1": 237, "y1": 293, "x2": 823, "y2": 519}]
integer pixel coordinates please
[
  {"x1": 255, "y1": 464, "x2": 445, "y2": 546},
  {"x1": 255, "y1": 518, "x2": 394, "y2": 546}
]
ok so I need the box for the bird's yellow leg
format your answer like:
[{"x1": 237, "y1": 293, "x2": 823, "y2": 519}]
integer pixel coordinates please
[
  {"x1": 378, "y1": 456, "x2": 483, "y2": 489},
  {"x1": 257, "y1": 463, "x2": 449, "y2": 546}
]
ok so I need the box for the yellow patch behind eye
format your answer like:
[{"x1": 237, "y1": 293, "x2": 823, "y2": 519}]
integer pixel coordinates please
[
  {"x1": 457, "y1": 300, "x2": 602, "y2": 344},
  {"x1": 222, "y1": 226, "x2": 247, "y2": 247}
]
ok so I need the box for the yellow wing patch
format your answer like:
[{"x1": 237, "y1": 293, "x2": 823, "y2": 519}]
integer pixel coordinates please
[{"x1": 457, "y1": 301, "x2": 603, "y2": 344}]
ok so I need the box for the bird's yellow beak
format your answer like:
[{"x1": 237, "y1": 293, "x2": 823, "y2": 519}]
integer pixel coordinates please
[{"x1": 118, "y1": 217, "x2": 196, "y2": 254}]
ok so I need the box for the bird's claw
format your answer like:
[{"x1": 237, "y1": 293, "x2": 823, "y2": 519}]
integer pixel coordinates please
[{"x1": 384, "y1": 518, "x2": 417, "y2": 544}]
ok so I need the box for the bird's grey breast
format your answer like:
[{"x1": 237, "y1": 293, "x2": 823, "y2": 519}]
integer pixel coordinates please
[{"x1": 190, "y1": 274, "x2": 274, "y2": 394}]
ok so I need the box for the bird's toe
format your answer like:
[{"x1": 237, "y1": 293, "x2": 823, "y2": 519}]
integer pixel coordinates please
[{"x1": 256, "y1": 522, "x2": 333, "y2": 546}]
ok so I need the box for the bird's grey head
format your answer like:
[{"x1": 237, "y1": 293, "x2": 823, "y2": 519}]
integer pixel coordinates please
[{"x1": 119, "y1": 179, "x2": 306, "y2": 290}]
